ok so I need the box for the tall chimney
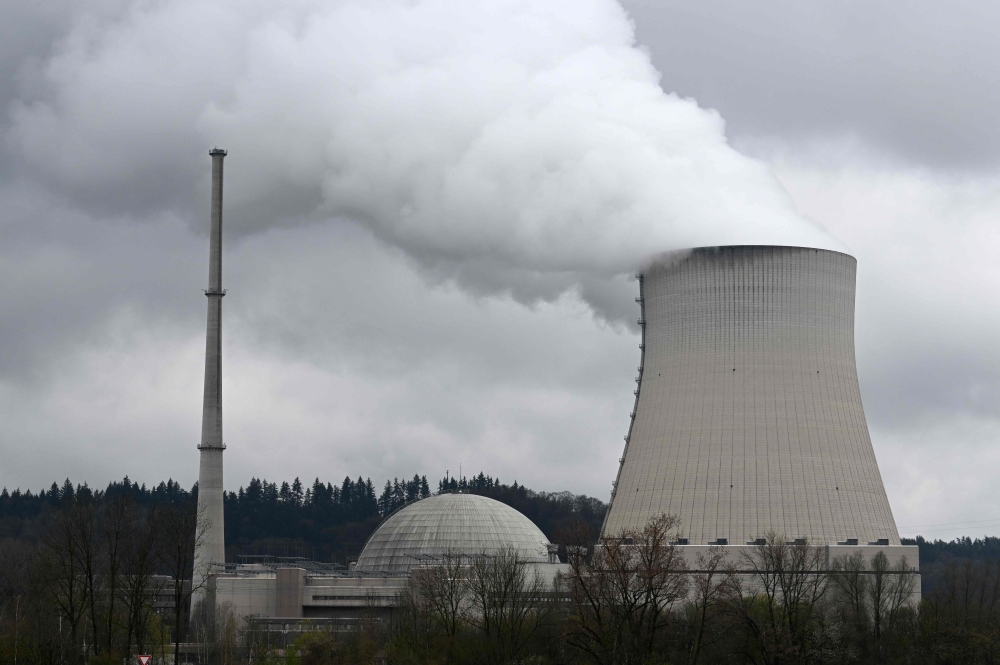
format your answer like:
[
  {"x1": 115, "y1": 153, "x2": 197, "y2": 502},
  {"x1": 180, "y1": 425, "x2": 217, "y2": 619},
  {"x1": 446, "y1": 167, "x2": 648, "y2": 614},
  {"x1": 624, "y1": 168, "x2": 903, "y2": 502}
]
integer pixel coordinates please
[{"x1": 192, "y1": 148, "x2": 228, "y2": 619}]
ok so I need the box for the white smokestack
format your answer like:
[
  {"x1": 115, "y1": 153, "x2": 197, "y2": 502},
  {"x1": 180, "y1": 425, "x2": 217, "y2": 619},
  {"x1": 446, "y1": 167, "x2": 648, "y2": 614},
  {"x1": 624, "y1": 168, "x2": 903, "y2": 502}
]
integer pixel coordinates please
[{"x1": 192, "y1": 148, "x2": 228, "y2": 620}]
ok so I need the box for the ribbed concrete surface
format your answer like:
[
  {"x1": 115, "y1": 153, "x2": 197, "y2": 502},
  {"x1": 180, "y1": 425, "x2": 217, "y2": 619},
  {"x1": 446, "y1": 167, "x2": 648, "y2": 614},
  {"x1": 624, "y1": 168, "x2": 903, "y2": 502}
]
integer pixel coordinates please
[
  {"x1": 602, "y1": 246, "x2": 900, "y2": 545},
  {"x1": 194, "y1": 149, "x2": 228, "y2": 604},
  {"x1": 356, "y1": 494, "x2": 550, "y2": 572}
]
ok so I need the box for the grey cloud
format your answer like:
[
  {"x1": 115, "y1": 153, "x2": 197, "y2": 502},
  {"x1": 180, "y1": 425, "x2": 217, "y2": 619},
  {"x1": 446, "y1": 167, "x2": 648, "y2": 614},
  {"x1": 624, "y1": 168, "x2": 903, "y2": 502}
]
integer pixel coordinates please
[
  {"x1": 0, "y1": 181, "x2": 204, "y2": 383},
  {"x1": 1, "y1": 0, "x2": 998, "y2": 539},
  {"x1": 0, "y1": 220, "x2": 637, "y2": 499},
  {"x1": 621, "y1": 0, "x2": 1000, "y2": 167},
  {"x1": 759, "y1": 146, "x2": 1000, "y2": 445}
]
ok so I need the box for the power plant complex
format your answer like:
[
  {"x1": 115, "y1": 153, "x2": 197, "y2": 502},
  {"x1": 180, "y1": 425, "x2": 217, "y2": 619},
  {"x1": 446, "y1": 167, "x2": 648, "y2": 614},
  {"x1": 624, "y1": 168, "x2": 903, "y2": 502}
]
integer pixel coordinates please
[{"x1": 191, "y1": 154, "x2": 917, "y2": 623}]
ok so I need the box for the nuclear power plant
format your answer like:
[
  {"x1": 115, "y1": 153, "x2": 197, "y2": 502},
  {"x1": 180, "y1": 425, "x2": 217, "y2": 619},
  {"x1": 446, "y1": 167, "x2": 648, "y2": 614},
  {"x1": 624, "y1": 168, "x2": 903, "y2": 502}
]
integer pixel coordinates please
[
  {"x1": 603, "y1": 246, "x2": 902, "y2": 547},
  {"x1": 191, "y1": 157, "x2": 916, "y2": 625}
]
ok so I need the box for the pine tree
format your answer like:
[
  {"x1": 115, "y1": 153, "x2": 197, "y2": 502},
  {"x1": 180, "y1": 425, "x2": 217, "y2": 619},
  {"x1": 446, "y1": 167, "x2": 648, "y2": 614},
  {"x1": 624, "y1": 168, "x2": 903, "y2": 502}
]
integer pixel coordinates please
[{"x1": 379, "y1": 481, "x2": 393, "y2": 516}]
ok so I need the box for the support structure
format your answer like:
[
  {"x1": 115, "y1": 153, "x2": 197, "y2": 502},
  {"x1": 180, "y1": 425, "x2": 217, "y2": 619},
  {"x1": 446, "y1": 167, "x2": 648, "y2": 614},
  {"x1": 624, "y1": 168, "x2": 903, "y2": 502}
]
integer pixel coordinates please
[{"x1": 192, "y1": 148, "x2": 228, "y2": 620}]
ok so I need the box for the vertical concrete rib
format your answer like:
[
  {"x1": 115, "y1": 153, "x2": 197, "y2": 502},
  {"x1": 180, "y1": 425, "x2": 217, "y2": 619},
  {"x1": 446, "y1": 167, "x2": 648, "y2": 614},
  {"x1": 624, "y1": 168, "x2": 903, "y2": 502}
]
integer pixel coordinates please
[
  {"x1": 193, "y1": 148, "x2": 228, "y2": 613},
  {"x1": 602, "y1": 246, "x2": 900, "y2": 545}
]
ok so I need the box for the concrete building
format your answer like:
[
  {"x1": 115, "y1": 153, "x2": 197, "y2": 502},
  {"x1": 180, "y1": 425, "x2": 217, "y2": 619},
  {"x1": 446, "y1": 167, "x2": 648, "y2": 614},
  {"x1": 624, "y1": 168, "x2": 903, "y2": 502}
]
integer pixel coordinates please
[
  {"x1": 192, "y1": 148, "x2": 229, "y2": 617},
  {"x1": 204, "y1": 242, "x2": 919, "y2": 626},
  {"x1": 356, "y1": 493, "x2": 554, "y2": 572},
  {"x1": 213, "y1": 559, "x2": 410, "y2": 621},
  {"x1": 603, "y1": 246, "x2": 917, "y2": 579},
  {"x1": 214, "y1": 493, "x2": 566, "y2": 621}
]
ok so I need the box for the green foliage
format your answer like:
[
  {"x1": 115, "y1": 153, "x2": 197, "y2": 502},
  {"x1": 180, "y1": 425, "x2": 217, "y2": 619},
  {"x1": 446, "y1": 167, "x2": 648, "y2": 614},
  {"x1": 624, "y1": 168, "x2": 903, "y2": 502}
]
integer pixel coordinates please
[
  {"x1": 86, "y1": 653, "x2": 121, "y2": 665},
  {"x1": 282, "y1": 630, "x2": 378, "y2": 665}
]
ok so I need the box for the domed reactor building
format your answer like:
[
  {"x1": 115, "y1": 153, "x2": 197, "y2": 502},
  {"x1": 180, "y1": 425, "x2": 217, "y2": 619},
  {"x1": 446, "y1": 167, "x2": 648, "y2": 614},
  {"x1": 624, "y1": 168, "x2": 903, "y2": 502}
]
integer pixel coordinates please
[
  {"x1": 214, "y1": 493, "x2": 562, "y2": 620},
  {"x1": 356, "y1": 494, "x2": 551, "y2": 572},
  {"x1": 603, "y1": 246, "x2": 913, "y2": 565}
]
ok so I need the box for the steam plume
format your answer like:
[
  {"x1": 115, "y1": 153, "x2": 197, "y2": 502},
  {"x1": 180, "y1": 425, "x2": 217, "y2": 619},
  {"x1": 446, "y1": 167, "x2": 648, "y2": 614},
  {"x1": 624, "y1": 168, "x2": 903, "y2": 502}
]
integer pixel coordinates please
[{"x1": 9, "y1": 0, "x2": 843, "y2": 317}]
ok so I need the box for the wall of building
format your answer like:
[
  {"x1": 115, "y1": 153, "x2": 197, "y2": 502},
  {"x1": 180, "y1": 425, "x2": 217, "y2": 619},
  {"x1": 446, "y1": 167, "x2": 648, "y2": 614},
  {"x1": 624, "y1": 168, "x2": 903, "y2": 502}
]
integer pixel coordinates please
[{"x1": 215, "y1": 574, "x2": 276, "y2": 619}]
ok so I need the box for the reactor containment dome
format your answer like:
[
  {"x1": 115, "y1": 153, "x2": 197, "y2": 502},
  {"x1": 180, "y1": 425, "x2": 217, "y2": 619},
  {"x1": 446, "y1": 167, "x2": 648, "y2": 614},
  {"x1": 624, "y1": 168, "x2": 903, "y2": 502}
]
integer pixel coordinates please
[{"x1": 355, "y1": 493, "x2": 551, "y2": 572}]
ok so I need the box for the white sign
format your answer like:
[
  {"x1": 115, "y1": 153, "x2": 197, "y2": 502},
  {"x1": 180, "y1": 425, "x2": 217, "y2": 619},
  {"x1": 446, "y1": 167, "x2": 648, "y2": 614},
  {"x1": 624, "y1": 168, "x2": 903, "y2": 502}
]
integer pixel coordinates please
[{"x1": 138, "y1": 656, "x2": 151, "y2": 665}]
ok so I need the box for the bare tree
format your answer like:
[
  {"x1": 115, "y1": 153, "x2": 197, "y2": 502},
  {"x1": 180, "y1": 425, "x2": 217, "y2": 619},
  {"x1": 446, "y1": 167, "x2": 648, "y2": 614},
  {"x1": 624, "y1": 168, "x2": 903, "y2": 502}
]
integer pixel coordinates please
[
  {"x1": 68, "y1": 496, "x2": 104, "y2": 657},
  {"x1": 723, "y1": 533, "x2": 828, "y2": 665},
  {"x1": 195, "y1": 601, "x2": 239, "y2": 665},
  {"x1": 868, "y1": 551, "x2": 916, "y2": 654},
  {"x1": 465, "y1": 547, "x2": 553, "y2": 665},
  {"x1": 0, "y1": 540, "x2": 36, "y2": 665},
  {"x1": 868, "y1": 550, "x2": 890, "y2": 649},
  {"x1": 119, "y1": 504, "x2": 162, "y2": 657},
  {"x1": 830, "y1": 549, "x2": 918, "y2": 660},
  {"x1": 831, "y1": 552, "x2": 867, "y2": 622},
  {"x1": 39, "y1": 504, "x2": 91, "y2": 664},
  {"x1": 687, "y1": 546, "x2": 731, "y2": 665},
  {"x1": 240, "y1": 615, "x2": 277, "y2": 665},
  {"x1": 564, "y1": 514, "x2": 688, "y2": 665},
  {"x1": 156, "y1": 498, "x2": 208, "y2": 665},
  {"x1": 929, "y1": 556, "x2": 1000, "y2": 661},
  {"x1": 100, "y1": 494, "x2": 133, "y2": 655},
  {"x1": 410, "y1": 550, "x2": 468, "y2": 641}
]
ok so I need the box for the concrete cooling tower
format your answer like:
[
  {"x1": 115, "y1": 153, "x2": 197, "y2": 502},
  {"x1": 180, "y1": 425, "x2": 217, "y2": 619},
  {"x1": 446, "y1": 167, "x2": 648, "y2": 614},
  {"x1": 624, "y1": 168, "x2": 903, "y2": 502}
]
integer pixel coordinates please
[{"x1": 602, "y1": 245, "x2": 900, "y2": 546}]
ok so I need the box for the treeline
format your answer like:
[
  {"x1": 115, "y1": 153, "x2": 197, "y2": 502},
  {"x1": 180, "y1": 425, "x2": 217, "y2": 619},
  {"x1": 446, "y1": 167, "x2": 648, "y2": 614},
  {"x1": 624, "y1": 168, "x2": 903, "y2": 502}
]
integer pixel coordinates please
[
  {"x1": 3, "y1": 478, "x2": 996, "y2": 569},
  {"x1": 0, "y1": 485, "x2": 199, "y2": 665},
  {"x1": 6, "y1": 474, "x2": 1000, "y2": 663},
  {"x1": 0, "y1": 473, "x2": 607, "y2": 665},
  {"x1": 904, "y1": 535, "x2": 1000, "y2": 597},
  {"x1": 905, "y1": 535, "x2": 1000, "y2": 564},
  {"x1": 0, "y1": 472, "x2": 607, "y2": 564},
  {"x1": 0, "y1": 478, "x2": 189, "y2": 542},
  {"x1": 222, "y1": 471, "x2": 606, "y2": 563}
]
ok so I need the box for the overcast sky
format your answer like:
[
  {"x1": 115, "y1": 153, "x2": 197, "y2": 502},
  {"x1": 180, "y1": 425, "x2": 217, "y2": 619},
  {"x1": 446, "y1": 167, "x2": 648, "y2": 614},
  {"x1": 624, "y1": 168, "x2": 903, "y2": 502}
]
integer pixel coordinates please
[{"x1": 1, "y1": 0, "x2": 998, "y2": 541}]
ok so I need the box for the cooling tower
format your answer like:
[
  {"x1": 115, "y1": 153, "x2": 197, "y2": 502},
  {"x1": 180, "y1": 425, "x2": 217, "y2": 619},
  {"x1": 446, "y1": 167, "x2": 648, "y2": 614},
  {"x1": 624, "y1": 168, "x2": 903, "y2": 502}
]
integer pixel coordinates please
[{"x1": 602, "y1": 245, "x2": 900, "y2": 546}]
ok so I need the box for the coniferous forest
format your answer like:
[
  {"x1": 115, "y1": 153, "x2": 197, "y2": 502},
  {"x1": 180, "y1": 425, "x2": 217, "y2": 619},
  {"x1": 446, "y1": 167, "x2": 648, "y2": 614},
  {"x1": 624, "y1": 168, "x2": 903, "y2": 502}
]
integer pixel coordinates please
[
  {"x1": 0, "y1": 472, "x2": 608, "y2": 565},
  {"x1": 0, "y1": 472, "x2": 996, "y2": 595}
]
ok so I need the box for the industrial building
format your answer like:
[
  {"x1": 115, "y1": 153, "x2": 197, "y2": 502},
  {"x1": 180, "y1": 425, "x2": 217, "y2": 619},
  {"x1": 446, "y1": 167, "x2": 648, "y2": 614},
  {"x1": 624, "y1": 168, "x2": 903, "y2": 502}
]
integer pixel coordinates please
[
  {"x1": 190, "y1": 155, "x2": 916, "y2": 626},
  {"x1": 603, "y1": 246, "x2": 917, "y2": 577},
  {"x1": 212, "y1": 493, "x2": 566, "y2": 619}
]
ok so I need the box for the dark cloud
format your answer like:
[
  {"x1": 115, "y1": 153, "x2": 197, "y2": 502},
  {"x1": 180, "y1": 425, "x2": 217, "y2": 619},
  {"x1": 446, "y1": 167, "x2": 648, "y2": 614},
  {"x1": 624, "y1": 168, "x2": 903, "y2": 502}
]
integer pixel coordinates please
[{"x1": 0, "y1": 0, "x2": 997, "y2": 541}]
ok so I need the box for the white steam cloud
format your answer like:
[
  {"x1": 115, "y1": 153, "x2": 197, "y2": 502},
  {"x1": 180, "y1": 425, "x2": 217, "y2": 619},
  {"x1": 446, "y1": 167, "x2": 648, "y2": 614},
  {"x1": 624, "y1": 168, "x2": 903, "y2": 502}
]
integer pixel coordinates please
[{"x1": 9, "y1": 0, "x2": 842, "y2": 318}]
